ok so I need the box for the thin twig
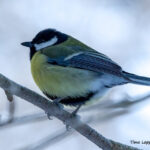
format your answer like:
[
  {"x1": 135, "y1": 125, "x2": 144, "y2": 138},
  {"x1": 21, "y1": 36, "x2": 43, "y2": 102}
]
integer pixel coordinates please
[
  {"x1": 4, "y1": 90, "x2": 13, "y2": 102},
  {"x1": 0, "y1": 90, "x2": 15, "y2": 125},
  {"x1": 18, "y1": 129, "x2": 73, "y2": 150},
  {"x1": 107, "y1": 93, "x2": 150, "y2": 108},
  {"x1": 5, "y1": 90, "x2": 15, "y2": 121},
  {"x1": 0, "y1": 113, "x2": 46, "y2": 128},
  {"x1": 82, "y1": 92, "x2": 150, "y2": 112}
]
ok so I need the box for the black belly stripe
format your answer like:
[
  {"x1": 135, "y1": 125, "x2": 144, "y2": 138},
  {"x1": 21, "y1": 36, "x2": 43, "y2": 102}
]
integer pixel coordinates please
[
  {"x1": 43, "y1": 92, "x2": 57, "y2": 100},
  {"x1": 43, "y1": 92, "x2": 95, "y2": 106}
]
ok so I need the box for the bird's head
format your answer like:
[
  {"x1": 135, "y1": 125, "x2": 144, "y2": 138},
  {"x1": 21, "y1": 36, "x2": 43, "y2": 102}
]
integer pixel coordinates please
[{"x1": 21, "y1": 28, "x2": 68, "y2": 59}]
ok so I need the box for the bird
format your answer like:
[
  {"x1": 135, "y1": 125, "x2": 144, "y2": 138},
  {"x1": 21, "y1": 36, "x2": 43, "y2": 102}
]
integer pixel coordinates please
[{"x1": 21, "y1": 28, "x2": 150, "y2": 114}]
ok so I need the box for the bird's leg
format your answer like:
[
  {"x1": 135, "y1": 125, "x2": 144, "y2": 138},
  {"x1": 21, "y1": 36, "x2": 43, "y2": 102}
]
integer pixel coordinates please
[
  {"x1": 46, "y1": 98, "x2": 63, "y2": 120},
  {"x1": 53, "y1": 98, "x2": 64, "y2": 109},
  {"x1": 71, "y1": 104, "x2": 82, "y2": 117},
  {"x1": 54, "y1": 98, "x2": 63, "y2": 103}
]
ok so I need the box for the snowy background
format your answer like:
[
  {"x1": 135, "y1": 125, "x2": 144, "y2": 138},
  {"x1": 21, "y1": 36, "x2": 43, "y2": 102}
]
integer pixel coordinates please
[{"x1": 0, "y1": 0, "x2": 150, "y2": 149}]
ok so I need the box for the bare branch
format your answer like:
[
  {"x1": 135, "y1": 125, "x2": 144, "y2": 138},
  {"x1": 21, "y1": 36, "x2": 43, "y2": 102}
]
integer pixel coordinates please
[
  {"x1": 107, "y1": 93, "x2": 150, "y2": 108},
  {"x1": 82, "y1": 92, "x2": 150, "y2": 113},
  {"x1": 19, "y1": 129, "x2": 72, "y2": 150},
  {"x1": 7, "y1": 100, "x2": 15, "y2": 121},
  {"x1": 0, "y1": 91, "x2": 15, "y2": 125},
  {"x1": 4, "y1": 90, "x2": 13, "y2": 102},
  {"x1": 0, "y1": 73, "x2": 140, "y2": 150},
  {"x1": 0, "y1": 113, "x2": 46, "y2": 128},
  {"x1": 0, "y1": 91, "x2": 147, "y2": 128}
]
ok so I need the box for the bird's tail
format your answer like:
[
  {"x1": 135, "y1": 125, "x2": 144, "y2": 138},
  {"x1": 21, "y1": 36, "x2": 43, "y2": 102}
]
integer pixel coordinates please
[{"x1": 123, "y1": 71, "x2": 150, "y2": 86}]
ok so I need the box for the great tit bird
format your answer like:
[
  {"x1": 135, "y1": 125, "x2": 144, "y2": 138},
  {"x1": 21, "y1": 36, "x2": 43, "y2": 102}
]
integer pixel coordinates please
[{"x1": 21, "y1": 28, "x2": 150, "y2": 111}]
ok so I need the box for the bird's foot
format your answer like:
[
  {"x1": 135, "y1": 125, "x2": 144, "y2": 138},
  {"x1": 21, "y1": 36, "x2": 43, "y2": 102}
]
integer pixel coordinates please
[
  {"x1": 64, "y1": 105, "x2": 82, "y2": 131},
  {"x1": 45, "y1": 98, "x2": 63, "y2": 120}
]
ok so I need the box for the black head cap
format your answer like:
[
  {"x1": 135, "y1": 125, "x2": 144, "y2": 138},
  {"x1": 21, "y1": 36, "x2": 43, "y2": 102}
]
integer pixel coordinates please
[
  {"x1": 32, "y1": 28, "x2": 68, "y2": 45},
  {"x1": 21, "y1": 28, "x2": 68, "y2": 59},
  {"x1": 21, "y1": 28, "x2": 68, "y2": 47}
]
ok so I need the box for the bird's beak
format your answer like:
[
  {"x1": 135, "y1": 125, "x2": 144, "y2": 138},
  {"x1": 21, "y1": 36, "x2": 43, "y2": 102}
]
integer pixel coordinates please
[{"x1": 21, "y1": 42, "x2": 33, "y2": 48}]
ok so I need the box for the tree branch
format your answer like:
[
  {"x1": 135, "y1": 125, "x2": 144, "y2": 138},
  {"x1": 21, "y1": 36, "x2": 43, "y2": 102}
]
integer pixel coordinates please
[
  {"x1": 0, "y1": 73, "x2": 140, "y2": 150},
  {"x1": 1, "y1": 91, "x2": 149, "y2": 128},
  {"x1": 0, "y1": 112, "x2": 46, "y2": 128},
  {"x1": 19, "y1": 128, "x2": 72, "y2": 150},
  {"x1": 0, "y1": 91, "x2": 15, "y2": 125}
]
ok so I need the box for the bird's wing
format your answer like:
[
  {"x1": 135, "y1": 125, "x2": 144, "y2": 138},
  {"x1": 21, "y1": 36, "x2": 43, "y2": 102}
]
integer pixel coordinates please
[{"x1": 47, "y1": 50, "x2": 123, "y2": 76}]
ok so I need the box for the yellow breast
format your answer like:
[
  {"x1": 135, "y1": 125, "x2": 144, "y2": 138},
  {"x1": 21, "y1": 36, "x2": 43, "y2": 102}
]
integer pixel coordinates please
[{"x1": 31, "y1": 51, "x2": 97, "y2": 98}]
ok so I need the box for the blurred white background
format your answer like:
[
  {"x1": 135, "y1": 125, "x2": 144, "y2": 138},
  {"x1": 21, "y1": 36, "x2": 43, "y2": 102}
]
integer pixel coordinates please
[{"x1": 0, "y1": 0, "x2": 150, "y2": 149}]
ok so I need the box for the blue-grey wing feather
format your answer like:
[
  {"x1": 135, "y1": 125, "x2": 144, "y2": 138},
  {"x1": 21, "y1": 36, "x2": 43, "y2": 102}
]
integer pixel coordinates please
[
  {"x1": 47, "y1": 51, "x2": 123, "y2": 76},
  {"x1": 66, "y1": 52, "x2": 122, "y2": 75}
]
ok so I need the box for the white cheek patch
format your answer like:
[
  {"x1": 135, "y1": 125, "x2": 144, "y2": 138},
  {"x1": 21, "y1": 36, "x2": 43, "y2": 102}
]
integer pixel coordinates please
[{"x1": 34, "y1": 36, "x2": 58, "y2": 51}]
